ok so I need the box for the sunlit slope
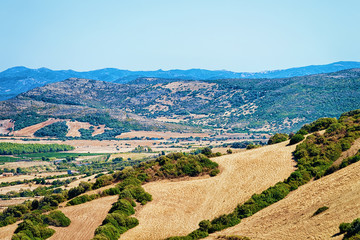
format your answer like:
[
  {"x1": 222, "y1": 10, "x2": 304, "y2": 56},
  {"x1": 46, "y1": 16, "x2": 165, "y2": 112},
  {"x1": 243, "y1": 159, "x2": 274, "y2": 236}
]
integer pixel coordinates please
[
  {"x1": 206, "y1": 158, "x2": 360, "y2": 240},
  {"x1": 49, "y1": 195, "x2": 118, "y2": 240},
  {"x1": 121, "y1": 141, "x2": 297, "y2": 240}
]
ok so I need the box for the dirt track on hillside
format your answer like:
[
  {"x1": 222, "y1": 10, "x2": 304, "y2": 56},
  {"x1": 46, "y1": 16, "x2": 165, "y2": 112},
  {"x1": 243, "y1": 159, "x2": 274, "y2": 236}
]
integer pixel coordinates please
[{"x1": 121, "y1": 141, "x2": 297, "y2": 240}]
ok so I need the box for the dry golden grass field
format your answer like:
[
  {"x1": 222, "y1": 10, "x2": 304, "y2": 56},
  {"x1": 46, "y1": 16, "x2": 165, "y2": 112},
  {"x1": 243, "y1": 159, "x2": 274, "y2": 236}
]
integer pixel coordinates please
[
  {"x1": 205, "y1": 160, "x2": 360, "y2": 240},
  {"x1": 121, "y1": 140, "x2": 297, "y2": 240},
  {"x1": 0, "y1": 221, "x2": 21, "y2": 240},
  {"x1": 49, "y1": 195, "x2": 118, "y2": 240}
]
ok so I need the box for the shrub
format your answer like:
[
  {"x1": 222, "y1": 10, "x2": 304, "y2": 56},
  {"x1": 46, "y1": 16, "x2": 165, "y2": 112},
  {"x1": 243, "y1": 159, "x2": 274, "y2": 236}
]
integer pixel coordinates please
[
  {"x1": 268, "y1": 133, "x2": 288, "y2": 145},
  {"x1": 67, "y1": 194, "x2": 100, "y2": 206},
  {"x1": 209, "y1": 169, "x2": 220, "y2": 177},
  {"x1": 313, "y1": 206, "x2": 329, "y2": 216},
  {"x1": 43, "y1": 210, "x2": 71, "y2": 227},
  {"x1": 109, "y1": 199, "x2": 135, "y2": 216},
  {"x1": 339, "y1": 218, "x2": 360, "y2": 239},
  {"x1": 289, "y1": 134, "x2": 305, "y2": 145},
  {"x1": 339, "y1": 222, "x2": 351, "y2": 234}
]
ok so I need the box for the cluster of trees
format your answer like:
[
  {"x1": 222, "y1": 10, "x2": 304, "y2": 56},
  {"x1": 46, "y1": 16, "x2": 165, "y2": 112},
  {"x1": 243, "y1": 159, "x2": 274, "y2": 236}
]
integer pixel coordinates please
[
  {"x1": 34, "y1": 121, "x2": 69, "y2": 138},
  {"x1": 0, "y1": 174, "x2": 114, "y2": 228},
  {"x1": 92, "y1": 175, "x2": 150, "y2": 239},
  {"x1": 166, "y1": 112, "x2": 360, "y2": 240},
  {"x1": 268, "y1": 133, "x2": 288, "y2": 145},
  {"x1": 154, "y1": 151, "x2": 219, "y2": 178},
  {"x1": 0, "y1": 142, "x2": 74, "y2": 155},
  {"x1": 12, "y1": 112, "x2": 48, "y2": 131},
  {"x1": 12, "y1": 211, "x2": 70, "y2": 240},
  {"x1": 132, "y1": 145, "x2": 152, "y2": 153}
]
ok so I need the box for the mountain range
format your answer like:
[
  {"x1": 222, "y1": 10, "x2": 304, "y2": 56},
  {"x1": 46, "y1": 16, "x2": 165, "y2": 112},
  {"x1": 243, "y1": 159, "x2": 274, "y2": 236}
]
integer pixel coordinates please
[
  {"x1": 1, "y1": 68, "x2": 360, "y2": 133},
  {"x1": 1, "y1": 61, "x2": 360, "y2": 101}
]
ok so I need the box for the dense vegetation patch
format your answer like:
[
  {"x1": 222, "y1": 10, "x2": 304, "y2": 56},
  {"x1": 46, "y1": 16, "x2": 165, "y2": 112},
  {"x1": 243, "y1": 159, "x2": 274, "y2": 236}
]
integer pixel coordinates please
[
  {"x1": 0, "y1": 142, "x2": 74, "y2": 155},
  {"x1": 339, "y1": 218, "x2": 360, "y2": 240},
  {"x1": 12, "y1": 211, "x2": 70, "y2": 240},
  {"x1": 12, "y1": 112, "x2": 48, "y2": 131},
  {"x1": 268, "y1": 133, "x2": 288, "y2": 145},
  {"x1": 34, "y1": 121, "x2": 69, "y2": 138},
  {"x1": 167, "y1": 111, "x2": 360, "y2": 239}
]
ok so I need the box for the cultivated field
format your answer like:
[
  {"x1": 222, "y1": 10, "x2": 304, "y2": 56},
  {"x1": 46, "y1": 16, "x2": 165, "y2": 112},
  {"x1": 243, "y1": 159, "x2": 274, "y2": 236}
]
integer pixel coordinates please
[
  {"x1": 0, "y1": 160, "x2": 50, "y2": 169},
  {"x1": 121, "y1": 140, "x2": 297, "y2": 240},
  {"x1": 49, "y1": 195, "x2": 118, "y2": 240},
  {"x1": 206, "y1": 161, "x2": 360, "y2": 240},
  {"x1": 66, "y1": 121, "x2": 105, "y2": 137},
  {"x1": 0, "y1": 171, "x2": 68, "y2": 183},
  {"x1": 13, "y1": 118, "x2": 61, "y2": 137},
  {"x1": 0, "y1": 183, "x2": 46, "y2": 195}
]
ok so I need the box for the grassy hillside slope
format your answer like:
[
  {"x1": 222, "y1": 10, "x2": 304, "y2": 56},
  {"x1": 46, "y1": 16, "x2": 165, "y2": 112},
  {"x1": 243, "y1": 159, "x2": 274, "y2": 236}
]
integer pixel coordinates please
[
  {"x1": 206, "y1": 160, "x2": 360, "y2": 240},
  {"x1": 121, "y1": 141, "x2": 296, "y2": 240}
]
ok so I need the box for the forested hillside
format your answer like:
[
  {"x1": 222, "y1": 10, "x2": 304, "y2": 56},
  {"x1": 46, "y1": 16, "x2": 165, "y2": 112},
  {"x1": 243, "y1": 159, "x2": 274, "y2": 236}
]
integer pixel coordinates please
[
  {"x1": 1, "y1": 68, "x2": 360, "y2": 133},
  {"x1": 1, "y1": 61, "x2": 359, "y2": 101}
]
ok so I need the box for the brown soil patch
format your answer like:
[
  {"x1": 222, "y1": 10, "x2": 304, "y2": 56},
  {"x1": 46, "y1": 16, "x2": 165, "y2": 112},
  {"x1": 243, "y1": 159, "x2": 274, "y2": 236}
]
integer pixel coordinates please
[
  {"x1": 206, "y1": 162, "x2": 360, "y2": 240},
  {"x1": 13, "y1": 118, "x2": 61, "y2": 137},
  {"x1": 121, "y1": 141, "x2": 297, "y2": 240},
  {"x1": 66, "y1": 121, "x2": 105, "y2": 137},
  {"x1": 49, "y1": 195, "x2": 118, "y2": 240},
  {"x1": 117, "y1": 130, "x2": 209, "y2": 139},
  {"x1": 0, "y1": 221, "x2": 20, "y2": 240},
  {"x1": 0, "y1": 120, "x2": 14, "y2": 135}
]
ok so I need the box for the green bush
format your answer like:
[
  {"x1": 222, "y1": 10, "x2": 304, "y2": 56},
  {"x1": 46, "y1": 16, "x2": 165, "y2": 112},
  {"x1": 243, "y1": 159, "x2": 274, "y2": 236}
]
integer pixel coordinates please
[
  {"x1": 289, "y1": 134, "x2": 305, "y2": 145},
  {"x1": 109, "y1": 199, "x2": 135, "y2": 216},
  {"x1": 313, "y1": 206, "x2": 329, "y2": 216},
  {"x1": 67, "y1": 194, "x2": 100, "y2": 206},
  {"x1": 339, "y1": 218, "x2": 360, "y2": 239},
  {"x1": 209, "y1": 169, "x2": 220, "y2": 177},
  {"x1": 43, "y1": 210, "x2": 71, "y2": 227},
  {"x1": 11, "y1": 211, "x2": 70, "y2": 240},
  {"x1": 268, "y1": 133, "x2": 288, "y2": 145}
]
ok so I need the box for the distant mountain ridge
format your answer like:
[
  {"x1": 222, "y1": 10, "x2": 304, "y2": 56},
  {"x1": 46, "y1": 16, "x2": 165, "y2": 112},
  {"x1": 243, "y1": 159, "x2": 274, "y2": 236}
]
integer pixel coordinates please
[
  {"x1": 1, "y1": 68, "x2": 360, "y2": 133},
  {"x1": 1, "y1": 61, "x2": 360, "y2": 101}
]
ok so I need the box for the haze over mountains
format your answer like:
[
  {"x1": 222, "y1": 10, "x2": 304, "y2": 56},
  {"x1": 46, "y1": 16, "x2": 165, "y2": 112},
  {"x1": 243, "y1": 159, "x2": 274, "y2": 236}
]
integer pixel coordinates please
[{"x1": 1, "y1": 61, "x2": 360, "y2": 101}]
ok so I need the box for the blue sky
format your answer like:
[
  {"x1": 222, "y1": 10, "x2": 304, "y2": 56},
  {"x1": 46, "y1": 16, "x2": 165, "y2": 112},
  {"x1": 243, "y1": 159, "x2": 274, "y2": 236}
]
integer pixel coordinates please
[{"x1": 0, "y1": 0, "x2": 359, "y2": 72}]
